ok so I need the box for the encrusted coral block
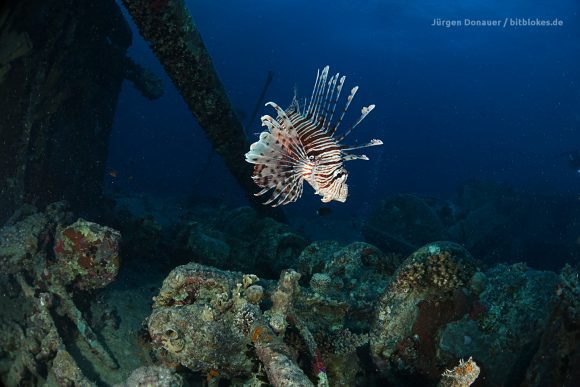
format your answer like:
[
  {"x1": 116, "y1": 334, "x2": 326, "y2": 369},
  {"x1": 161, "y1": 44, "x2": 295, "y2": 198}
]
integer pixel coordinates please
[{"x1": 53, "y1": 219, "x2": 121, "y2": 290}]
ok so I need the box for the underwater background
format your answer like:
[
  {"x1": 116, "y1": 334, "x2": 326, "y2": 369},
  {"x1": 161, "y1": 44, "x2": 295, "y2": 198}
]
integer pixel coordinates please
[
  {"x1": 107, "y1": 0, "x2": 580, "y2": 263},
  {"x1": 0, "y1": 0, "x2": 579, "y2": 386},
  {"x1": 109, "y1": 0, "x2": 580, "y2": 200}
]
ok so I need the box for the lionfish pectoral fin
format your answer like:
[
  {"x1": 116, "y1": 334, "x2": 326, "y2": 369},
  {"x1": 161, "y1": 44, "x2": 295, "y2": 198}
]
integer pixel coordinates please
[
  {"x1": 263, "y1": 175, "x2": 304, "y2": 207},
  {"x1": 341, "y1": 139, "x2": 383, "y2": 152},
  {"x1": 265, "y1": 102, "x2": 294, "y2": 131},
  {"x1": 246, "y1": 123, "x2": 305, "y2": 206},
  {"x1": 254, "y1": 186, "x2": 273, "y2": 197},
  {"x1": 245, "y1": 132, "x2": 292, "y2": 166},
  {"x1": 343, "y1": 154, "x2": 369, "y2": 161},
  {"x1": 260, "y1": 115, "x2": 281, "y2": 131}
]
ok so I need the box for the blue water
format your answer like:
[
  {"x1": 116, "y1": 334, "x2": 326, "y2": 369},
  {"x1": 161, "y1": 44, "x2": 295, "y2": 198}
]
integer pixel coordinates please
[{"x1": 107, "y1": 0, "x2": 580, "y2": 217}]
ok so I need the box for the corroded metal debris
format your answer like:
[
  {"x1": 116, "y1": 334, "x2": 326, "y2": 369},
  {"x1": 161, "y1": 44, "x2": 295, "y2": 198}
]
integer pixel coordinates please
[{"x1": 120, "y1": 0, "x2": 284, "y2": 219}]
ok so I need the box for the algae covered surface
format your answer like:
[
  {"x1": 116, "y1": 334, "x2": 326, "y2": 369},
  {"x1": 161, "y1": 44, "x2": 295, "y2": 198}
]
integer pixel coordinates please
[{"x1": 0, "y1": 195, "x2": 578, "y2": 386}]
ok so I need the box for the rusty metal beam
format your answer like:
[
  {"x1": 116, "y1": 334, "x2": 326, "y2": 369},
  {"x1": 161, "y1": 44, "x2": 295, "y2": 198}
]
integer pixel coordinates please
[{"x1": 120, "y1": 0, "x2": 284, "y2": 219}]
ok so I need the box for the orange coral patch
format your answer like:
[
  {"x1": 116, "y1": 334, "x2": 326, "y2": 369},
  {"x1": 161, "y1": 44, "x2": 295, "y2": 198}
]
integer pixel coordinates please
[
  {"x1": 207, "y1": 369, "x2": 220, "y2": 381},
  {"x1": 78, "y1": 254, "x2": 93, "y2": 269},
  {"x1": 251, "y1": 326, "x2": 263, "y2": 343},
  {"x1": 62, "y1": 228, "x2": 86, "y2": 250}
]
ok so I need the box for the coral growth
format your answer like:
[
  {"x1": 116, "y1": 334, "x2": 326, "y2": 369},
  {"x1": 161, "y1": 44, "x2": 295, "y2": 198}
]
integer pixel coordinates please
[
  {"x1": 438, "y1": 263, "x2": 559, "y2": 386},
  {"x1": 53, "y1": 219, "x2": 121, "y2": 290},
  {"x1": 295, "y1": 241, "x2": 392, "y2": 331},
  {"x1": 148, "y1": 263, "x2": 255, "y2": 375},
  {"x1": 521, "y1": 264, "x2": 580, "y2": 386},
  {"x1": 266, "y1": 269, "x2": 301, "y2": 335},
  {"x1": 115, "y1": 366, "x2": 183, "y2": 387},
  {"x1": 0, "y1": 202, "x2": 122, "y2": 384},
  {"x1": 1, "y1": 199, "x2": 577, "y2": 386},
  {"x1": 371, "y1": 242, "x2": 477, "y2": 382},
  {"x1": 148, "y1": 262, "x2": 312, "y2": 386},
  {"x1": 438, "y1": 357, "x2": 480, "y2": 387}
]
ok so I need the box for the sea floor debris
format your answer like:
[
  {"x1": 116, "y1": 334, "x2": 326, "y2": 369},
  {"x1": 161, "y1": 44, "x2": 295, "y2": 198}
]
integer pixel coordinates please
[
  {"x1": 0, "y1": 198, "x2": 578, "y2": 386},
  {"x1": 0, "y1": 202, "x2": 121, "y2": 384}
]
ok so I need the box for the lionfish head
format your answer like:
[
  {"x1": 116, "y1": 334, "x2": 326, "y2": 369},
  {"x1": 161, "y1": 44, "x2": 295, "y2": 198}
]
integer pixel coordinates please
[{"x1": 319, "y1": 167, "x2": 348, "y2": 203}]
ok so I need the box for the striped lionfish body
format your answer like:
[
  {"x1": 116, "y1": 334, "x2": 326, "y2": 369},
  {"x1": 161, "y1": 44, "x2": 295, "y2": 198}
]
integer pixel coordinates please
[{"x1": 245, "y1": 66, "x2": 383, "y2": 207}]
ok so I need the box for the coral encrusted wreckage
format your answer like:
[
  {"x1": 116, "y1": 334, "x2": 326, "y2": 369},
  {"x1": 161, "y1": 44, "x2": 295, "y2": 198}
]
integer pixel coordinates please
[
  {"x1": 1, "y1": 197, "x2": 578, "y2": 386},
  {"x1": 0, "y1": 202, "x2": 120, "y2": 384}
]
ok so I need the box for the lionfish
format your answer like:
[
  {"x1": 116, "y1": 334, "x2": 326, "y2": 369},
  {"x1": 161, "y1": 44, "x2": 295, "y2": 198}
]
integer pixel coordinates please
[{"x1": 245, "y1": 66, "x2": 383, "y2": 207}]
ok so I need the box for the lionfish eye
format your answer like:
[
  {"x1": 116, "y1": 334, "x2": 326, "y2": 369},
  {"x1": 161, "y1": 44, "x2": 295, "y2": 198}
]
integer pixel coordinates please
[{"x1": 308, "y1": 155, "x2": 315, "y2": 161}]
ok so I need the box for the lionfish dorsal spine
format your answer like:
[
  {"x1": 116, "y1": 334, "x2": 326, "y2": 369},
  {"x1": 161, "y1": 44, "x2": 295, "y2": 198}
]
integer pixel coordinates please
[
  {"x1": 308, "y1": 67, "x2": 327, "y2": 121},
  {"x1": 320, "y1": 73, "x2": 339, "y2": 130},
  {"x1": 324, "y1": 75, "x2": 346, "y2": 133},
  {"x1": 306, "y1": 68, "x2": 322, "y2": 117},
  {"x1": 328, "y1": 85, "x2": 358, "y2": 137},
  {"x1": 308, "y1": 66, "x2": 330, "y2": 123},
  {"x1": 335, "y1": 104, "x2": 376, "y2": 143}
]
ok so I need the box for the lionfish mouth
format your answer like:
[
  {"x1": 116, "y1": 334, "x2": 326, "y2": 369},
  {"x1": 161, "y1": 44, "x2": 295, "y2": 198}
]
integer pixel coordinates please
[{"x1": 245, "y1": 65, "x2": 383, "y2": 207}]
